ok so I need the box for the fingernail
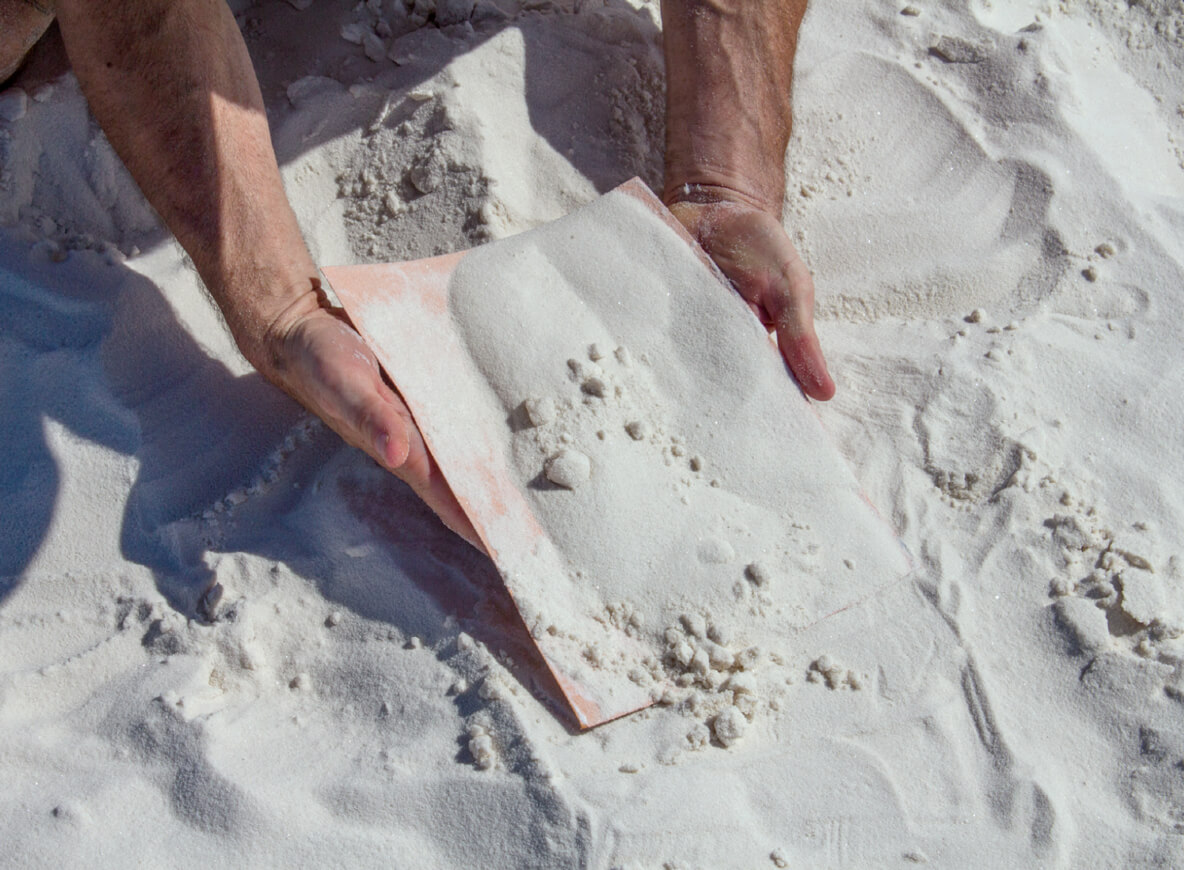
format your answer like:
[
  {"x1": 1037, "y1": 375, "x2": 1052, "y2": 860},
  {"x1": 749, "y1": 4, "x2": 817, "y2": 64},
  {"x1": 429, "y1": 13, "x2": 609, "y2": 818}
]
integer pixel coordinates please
[{"x1": 375, "y1": 432, "x2": 390, "y2": 466}]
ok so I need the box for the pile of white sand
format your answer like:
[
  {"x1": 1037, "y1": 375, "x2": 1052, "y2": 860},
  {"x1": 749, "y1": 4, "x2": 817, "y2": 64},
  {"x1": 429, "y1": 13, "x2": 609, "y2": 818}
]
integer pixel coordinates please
[{"x1": 2, "y1": 0, "x2": 1183, "y2": 866}]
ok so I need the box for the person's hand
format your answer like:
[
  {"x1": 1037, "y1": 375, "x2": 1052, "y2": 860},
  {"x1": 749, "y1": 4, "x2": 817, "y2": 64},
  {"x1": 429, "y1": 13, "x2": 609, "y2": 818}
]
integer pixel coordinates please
[
  {"x1": 260, "y1": 289, "x2": 483, "y2": 550},
  {"x1": 53, "y1": 0, "x2": 482, "y2": 548},
  {"x1": 667, "y1": 185, "x2": 836, "y2": 401}
]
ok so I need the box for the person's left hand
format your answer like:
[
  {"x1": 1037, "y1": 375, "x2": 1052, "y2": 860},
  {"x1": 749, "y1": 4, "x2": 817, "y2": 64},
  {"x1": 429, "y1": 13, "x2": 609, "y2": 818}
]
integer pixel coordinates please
[{"x1": 667, "y1": 186, "x2": 836, "y2": 401}]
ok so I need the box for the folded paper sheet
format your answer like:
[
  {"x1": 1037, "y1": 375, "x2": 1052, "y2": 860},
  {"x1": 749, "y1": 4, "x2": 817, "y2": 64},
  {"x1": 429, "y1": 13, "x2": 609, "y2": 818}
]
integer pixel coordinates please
[{"x1": 323, "y1": 180, "x2": 912, "y2": 728}]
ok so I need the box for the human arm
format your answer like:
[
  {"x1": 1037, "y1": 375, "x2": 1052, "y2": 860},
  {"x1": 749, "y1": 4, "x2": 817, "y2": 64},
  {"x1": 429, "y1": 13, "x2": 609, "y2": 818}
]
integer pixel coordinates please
[
  {"x1": 659, "y1": 0, "x2": 835, "y2": 400},
  {"x1": 54, "y1": 0, "x2": 480, "y2": 546}
]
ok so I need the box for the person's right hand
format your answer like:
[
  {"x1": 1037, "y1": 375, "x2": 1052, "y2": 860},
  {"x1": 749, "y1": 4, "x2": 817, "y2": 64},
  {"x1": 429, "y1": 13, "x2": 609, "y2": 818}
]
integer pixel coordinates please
[
  {"x1": 260, "y1": 290, "x2": 483, "y2": 551},
  {"x1": 667, "y1": 186, "x2": 836, "y2": 401}
]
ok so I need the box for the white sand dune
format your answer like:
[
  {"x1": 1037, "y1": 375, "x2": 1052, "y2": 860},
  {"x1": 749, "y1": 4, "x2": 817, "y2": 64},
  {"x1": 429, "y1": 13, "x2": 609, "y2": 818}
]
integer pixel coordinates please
[{"x1": 2, "y1": 0, "x2": 1183, "y2": 866}]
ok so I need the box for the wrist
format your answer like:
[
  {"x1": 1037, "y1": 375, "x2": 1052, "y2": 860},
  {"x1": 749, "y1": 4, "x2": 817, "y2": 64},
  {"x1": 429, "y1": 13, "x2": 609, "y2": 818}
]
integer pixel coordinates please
[
  {"x1": 210, "y1": 263, "x2": 323, "y2": 382},
  {"x1": 662, "y1": 175, "x2": 783, "y2": 217}
]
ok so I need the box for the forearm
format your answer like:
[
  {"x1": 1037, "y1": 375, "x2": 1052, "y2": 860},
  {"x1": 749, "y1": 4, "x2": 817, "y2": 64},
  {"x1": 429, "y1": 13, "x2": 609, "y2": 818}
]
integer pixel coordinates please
[
  {"x1": 660, "y1": 0, "x2": 808, "y2": 212},
  {"x1": 55, "y1": 0, "x2": 316, "y2": 370}
]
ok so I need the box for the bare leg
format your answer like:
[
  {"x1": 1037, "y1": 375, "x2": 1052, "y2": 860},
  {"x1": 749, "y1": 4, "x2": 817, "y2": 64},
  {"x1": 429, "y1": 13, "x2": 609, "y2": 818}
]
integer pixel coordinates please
[{"x1": 0, "y1": 0, "x2": 55, "y2": 84}]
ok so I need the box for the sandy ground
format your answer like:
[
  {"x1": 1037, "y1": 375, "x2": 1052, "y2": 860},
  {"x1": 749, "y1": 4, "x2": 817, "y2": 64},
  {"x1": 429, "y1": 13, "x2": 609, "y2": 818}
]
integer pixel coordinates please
[{"x1": 2, "y1": 1, "x2": 1184, "y2": 867}]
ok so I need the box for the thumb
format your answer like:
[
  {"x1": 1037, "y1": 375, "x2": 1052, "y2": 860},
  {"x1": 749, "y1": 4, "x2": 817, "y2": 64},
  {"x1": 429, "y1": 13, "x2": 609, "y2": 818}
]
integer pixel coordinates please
[
  {"x1": 761, "y1": 257, "x2": 836, "y2": 402},
  {"x1": 371, "y1": 399, "x2": 412, "y2": 472}
]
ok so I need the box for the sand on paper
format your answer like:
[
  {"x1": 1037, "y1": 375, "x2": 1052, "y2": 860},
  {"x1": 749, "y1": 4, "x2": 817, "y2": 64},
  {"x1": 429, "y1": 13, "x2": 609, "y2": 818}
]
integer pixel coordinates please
[{"x1": 328, "y1": 180, "x2": 911, "y2": 725}]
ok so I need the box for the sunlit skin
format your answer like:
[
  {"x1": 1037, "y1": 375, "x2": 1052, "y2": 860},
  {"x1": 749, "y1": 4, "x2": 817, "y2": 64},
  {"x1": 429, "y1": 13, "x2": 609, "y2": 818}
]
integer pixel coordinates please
[
  {"x1": 15, "y1": 0, "x2": 832, "y2": 548},
  {"x1": 662, "y1": 0, "x2": 835, "y2": 400},
  {"x1": 0, "y1": 0, "x2": 54, "y2": 83}
]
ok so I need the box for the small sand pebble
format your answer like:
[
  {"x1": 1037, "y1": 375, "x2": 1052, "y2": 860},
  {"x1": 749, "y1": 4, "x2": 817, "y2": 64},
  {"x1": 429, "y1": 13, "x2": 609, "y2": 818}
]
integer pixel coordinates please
[
  {"x1": 289, "y1": 672, "x2": 312, "y2": 691},
  {"x1": 524, "y1": 397, "x2": 556, "y2": 427},
  {"x1": 736, "y1": 646, "x2": 761, "y2": 670},
  {"x1": 545, "y1": 449, "x2": 592, "y2": 489},
  {"x1": 680, "y1": 613, "x2": 708, "y2": 638},
  {"x1": 581, "y1": 377, "x2": 608, "y2": 397},
  {"x1": 408, "y1": 157, "x2": 444, "y2": 194},
  {"x1": 726, "y1": 672, "x2": 757, "y2": 695},
  {"x1": 705, "y1": 642, "x2": 735, "y2": 671},
  {"x1": 1049, "y1": 578, "x2": 1073, "y2": 597},
  {"x1": 745, "y1": 562, "x2": 771, "y2": 587},
  {"x1": 384, "y1": 191, "x2": 405, "y2": 217},
  {"x1": 712, "y1": 706, "x2": 748, "y2": 747},
  {"x1": 625, "y1": 420, "x2": 649, "y2": 440},
  {"x1": 362, "y1": 32, "x2": 385, "y2": 62},
  {"x1": 468, "y1": 731, "x2": 496, "y2": 770}
]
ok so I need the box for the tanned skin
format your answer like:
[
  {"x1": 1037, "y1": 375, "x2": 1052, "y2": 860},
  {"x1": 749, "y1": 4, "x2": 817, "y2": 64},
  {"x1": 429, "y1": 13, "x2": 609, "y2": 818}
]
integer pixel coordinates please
[
  {"x1": 0, "y1": 0, "x2": 56, "y2": 82},
  {"x1": 41, "y1": 0, "x2": 831, "y2": 547},
  {"x1": 55, "y1": 0, "x2": 479, "y2": 547},
  {"x1": 662, "y1": 0, "x2": 835, "y2": 400}
]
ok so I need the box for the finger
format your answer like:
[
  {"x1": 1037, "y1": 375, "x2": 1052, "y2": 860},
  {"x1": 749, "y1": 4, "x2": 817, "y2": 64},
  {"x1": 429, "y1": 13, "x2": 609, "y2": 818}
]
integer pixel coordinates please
[
  {"x1": 273, "y1": 312, "x2": 484, "y2": 549},
  {"x1": 711, "y1": 234, "x2": 836, "y2": 400},
  {"x1": 327, "y1": 374, "x2": 484, "y2": 551},
  {"x1": 775, "y1": 318, "x2": 835, "y2": 401},
  {"x1": 763, "y1": 264, "x2": 836, "y2": 401},
  {"x1": 366, "y1": 392, "x2": 412, "y2": 471},
  {"x1": 299, "y1": 347, "x2": 412, "y2": 469}
]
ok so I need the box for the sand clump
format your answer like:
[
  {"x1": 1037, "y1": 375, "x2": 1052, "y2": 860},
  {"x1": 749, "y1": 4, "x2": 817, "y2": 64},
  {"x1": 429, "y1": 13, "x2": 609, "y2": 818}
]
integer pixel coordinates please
[
  {"x1": 475, "y1": 297, "x2": 877, "y2": 728},
  {"x1": 543, "y1": 448, "x2": 591, "y2": 489},
  {"x1": 461, "y1": 276, "x2": 869, "y2": 739}
]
